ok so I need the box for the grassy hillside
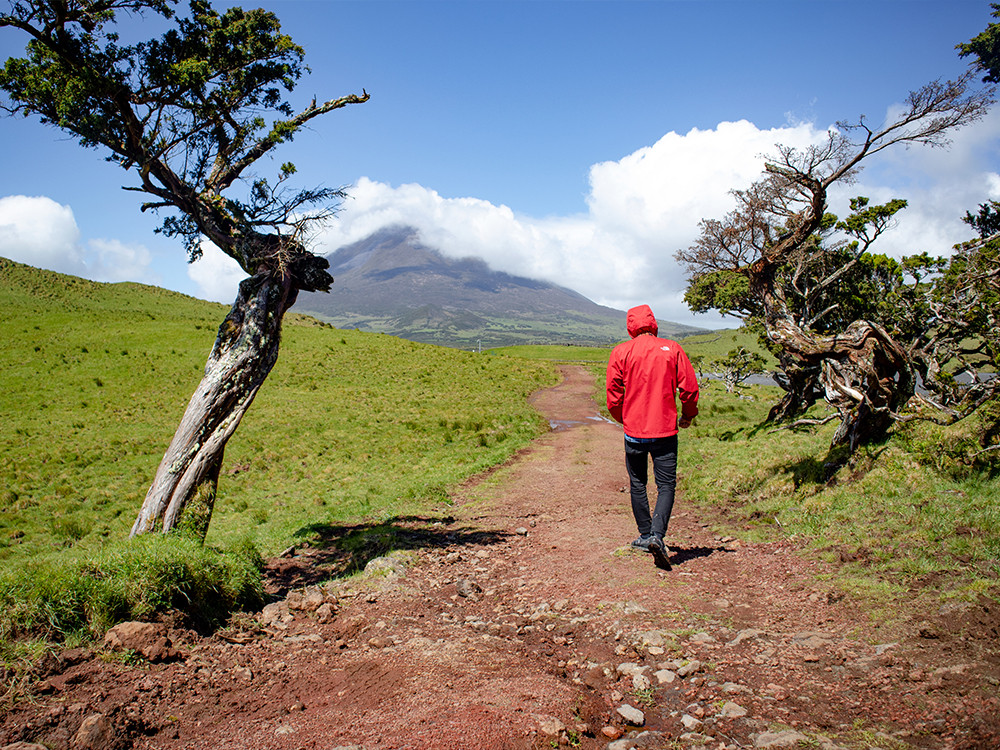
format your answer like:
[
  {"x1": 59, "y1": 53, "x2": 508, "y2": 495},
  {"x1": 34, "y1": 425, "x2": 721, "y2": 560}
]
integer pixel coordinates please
[
  {"x1": 680, "y1": 328, "x2": 777, "y2": 370},
  {"x1": 0, "y1": 259, "x2": 557, "y2": 645},
  {"x1": 486, "y1": 344, "x2": 614, "y2": 362},
  {"x1": 487, "y1": 330, "x2": 774, "y2": 369}
]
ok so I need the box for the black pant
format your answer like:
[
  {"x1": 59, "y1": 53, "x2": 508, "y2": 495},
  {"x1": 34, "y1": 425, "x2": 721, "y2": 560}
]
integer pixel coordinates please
[{"x1": 624, "y1": 435, "x2": 678, "y2": 538}]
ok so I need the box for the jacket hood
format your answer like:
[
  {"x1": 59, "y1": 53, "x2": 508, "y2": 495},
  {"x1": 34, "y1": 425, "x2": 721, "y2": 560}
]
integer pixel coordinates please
[{"x1": 626, "y1": 305, "x2": 658, "y2": 338}]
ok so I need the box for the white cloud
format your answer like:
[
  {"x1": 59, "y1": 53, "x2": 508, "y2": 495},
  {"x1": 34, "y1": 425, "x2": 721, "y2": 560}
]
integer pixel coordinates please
[
  {"x1": 0, "y1": 195, "x2": 86, "y2": 275},
  {"x1": 0, "y1": 195, "x2": 160, "y2": 285},
  {"x1": 10, "y1": 105, "x2": 992, "y2": 330},
  {"x1": 315, "y1": 109, "x2": 997, "y2": 329},
  {"x1": 186, "y1": 240, "x2": 245, "y2": 303},
  {"x1": 841, "y1": 107, "x2": 1000, "y2": 259},
  {"x1": 86, "y1": 238, "x2": 159, "y2": 284},
  {"x1": 319, "y1": 121, "x2": 830, "y2": 327}
]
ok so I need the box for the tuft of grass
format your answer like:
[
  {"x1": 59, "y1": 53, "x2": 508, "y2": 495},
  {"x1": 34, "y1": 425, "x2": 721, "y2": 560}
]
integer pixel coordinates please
[
  {"x1": 632, "y1": 686, "x2": 656, "y2": 708},
  {"x1": 0, "y1": 534, "x2": 265, "y2": 645}
]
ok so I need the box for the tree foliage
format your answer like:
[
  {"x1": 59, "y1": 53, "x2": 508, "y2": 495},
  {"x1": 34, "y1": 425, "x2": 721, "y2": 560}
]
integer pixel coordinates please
[
  {"x1": 1, "y1": 0, "x2": 367, "y2": 274},
  {"x1": 958, "y1": 2, "x2": 1000, "y2": 84},
  {"x1": 677, "y1": 71, "x2": 997, "y2": 456},
  {"x1": 1, "y1": 0, "x2": 369, "y2": 537}
]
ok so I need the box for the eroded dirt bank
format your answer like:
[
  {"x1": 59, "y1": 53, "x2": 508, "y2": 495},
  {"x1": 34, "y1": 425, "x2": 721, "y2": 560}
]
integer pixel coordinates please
[{"x1": 2, "y1": 366, "x2": 998, "y2": 750}]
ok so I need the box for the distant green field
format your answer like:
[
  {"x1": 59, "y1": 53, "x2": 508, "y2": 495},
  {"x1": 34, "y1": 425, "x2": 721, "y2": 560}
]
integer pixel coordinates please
[
  {"x1": 679, "y1": 328, "x2": 777, "y2": 369},
  {"x1": 486, "y1": 344, "x2": 614, "y2": 362},
  {"x1": 487, "y1": 329, "x2": 775, "y2": 369}
]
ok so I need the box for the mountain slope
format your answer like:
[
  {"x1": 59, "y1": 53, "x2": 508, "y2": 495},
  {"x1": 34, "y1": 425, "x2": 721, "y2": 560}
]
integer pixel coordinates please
[{"x1": 294, "y1": 226, "x2": 705, "y2": 348}]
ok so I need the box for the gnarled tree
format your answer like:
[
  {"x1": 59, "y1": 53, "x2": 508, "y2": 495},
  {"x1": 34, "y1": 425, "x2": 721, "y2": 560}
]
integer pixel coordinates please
[
  {"x1": 0, "y1": 0, "x2": 369, "y2": 538},
  {"x1": 678, "y1": 73, "x2": 995, "y2": 455}
]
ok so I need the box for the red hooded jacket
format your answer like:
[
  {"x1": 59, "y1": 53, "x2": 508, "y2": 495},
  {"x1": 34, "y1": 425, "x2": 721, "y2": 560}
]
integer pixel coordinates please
[{"x1": 606, "y1": 305, "x2": 700, "y2": 438}]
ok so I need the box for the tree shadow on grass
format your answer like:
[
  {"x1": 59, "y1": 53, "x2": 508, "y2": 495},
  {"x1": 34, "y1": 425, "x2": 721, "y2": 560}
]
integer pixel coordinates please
[
  {"x1": 714, "y1": 417, "x2": 783, "y2": 443},
  {"x1": 263, "y1": 515, "x2": 508, "y2": 596},
  {"x1": 775, "y1": 443, "x2": 889, "y2": 489}
]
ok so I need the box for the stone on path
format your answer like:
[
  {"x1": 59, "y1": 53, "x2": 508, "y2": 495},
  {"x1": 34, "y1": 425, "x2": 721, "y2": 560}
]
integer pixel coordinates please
[
  {"x1": 72, "y1": 713, "x2": 114, "y2": 750},
  {"x1": 616, "y1": 703, "x2": 645, "y2": 726},
  {"x1": 680, "y1": 713, "x2": 702, "y2": 730},
  {"x1": 719, "y1": 700, "x2": 748, "y2": 718},
  {"x1": 535, "y1": 714, "x2": 566, "y2": 736},
  {"x1": 755, "y1": 729, "x2": 811, "y2": 748},
  {"x1": 455, "y1": 578, "x2": 482, "y2": 598},
  {"x1": 654, "y1": 668, "x2": 677, "y2": 684},
  {"x1": 103, "y1": 622, "x2": 178, "y2": 662}
]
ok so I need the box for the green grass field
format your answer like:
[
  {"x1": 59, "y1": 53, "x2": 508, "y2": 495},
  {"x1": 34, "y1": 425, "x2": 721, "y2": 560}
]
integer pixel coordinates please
[
  {"x1": 680, "y1": 328, "x2": 778, "y2": 371},
  {"x1": 0, "y1": 259, "x2": 557, "y2": 651},
  {"x1": 487, "y1": 344, "x2": 615, "y2": 362},
  {"x1": 1, "y1": 259, "x2": 997, "y2": 661},
  {"x1": 682, "y1": 380, "x2": 999, "y2": 607},
  {"x1": 486, "y1": 328, "x2": 773, "y2": 366}
]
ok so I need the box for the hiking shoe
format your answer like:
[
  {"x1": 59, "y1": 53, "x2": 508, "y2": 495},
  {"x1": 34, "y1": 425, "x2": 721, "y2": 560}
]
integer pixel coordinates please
[
  {"x1": 631, "y1": 534, "x2": 655, "y2": 551},
  {"x1": 648, "y1": 536, "x2": 671, "y2": 570}
]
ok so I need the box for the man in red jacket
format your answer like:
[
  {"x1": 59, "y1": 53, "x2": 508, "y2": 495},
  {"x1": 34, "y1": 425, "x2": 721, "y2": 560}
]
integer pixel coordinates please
[{"x1": 606, "y1": 304, "x2": 699, "y2": 569}]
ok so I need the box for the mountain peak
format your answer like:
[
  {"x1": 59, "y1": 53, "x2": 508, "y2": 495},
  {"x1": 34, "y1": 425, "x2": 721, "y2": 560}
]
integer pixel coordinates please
[{"x1": 295, "y1": 226, "x2": 703, "y2": 348}]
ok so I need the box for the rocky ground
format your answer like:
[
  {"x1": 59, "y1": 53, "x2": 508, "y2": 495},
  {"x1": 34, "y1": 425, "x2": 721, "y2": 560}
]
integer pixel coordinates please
[{"x1": 2, "y1": 366, "x2": 999, "y2": 750}]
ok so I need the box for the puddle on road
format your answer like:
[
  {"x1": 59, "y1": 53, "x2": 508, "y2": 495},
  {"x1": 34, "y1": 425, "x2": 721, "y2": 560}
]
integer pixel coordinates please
[{"x1": 548, "y1": 415, "x2": 617, "y2": 431}]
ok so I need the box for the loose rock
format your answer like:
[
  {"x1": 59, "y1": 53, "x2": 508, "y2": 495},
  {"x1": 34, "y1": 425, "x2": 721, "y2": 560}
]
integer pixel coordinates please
[
  {"x1": 364, "y1": 555, "x2": 407, "y2": 577},
  {"x1": 676, "y1": 659, "x2": 702, "y2": 678},
  {"x1": 72, "y1": 713, "x2": 114, "y2": 750},
  {"x1": 260, "y1": 601, "x2": 292, "y2": 628},
  {"x1": 535, "y1": 714, "x2": 566, "y2": 736},
  {"x1": 616, "y1": 703, "x2": 645, "y2": 725},
  {"x1": 455, "y1": 579, "x2": 483, "y2": 598},
  {"x1": 103, "y1": 622, "x2": 178, "y2": 662},
  {"x1": 719, "y1": 701, "x2": 748, "y2": 718},
  {"x1": 680, "y1": 713, "x2": 702, "y2": 730},
  {"x1": 729, "y1": 628, "x2": 765, "y2": 646},
  {"x1": 632, "y1": 672, "x2": 651, "y2": 690},
  {"x1": 755, "y1": 730, "x2": 811, "y2": 748},
  {"x1": 654, "y1": 668, "x2": 677, "y2": 684}
]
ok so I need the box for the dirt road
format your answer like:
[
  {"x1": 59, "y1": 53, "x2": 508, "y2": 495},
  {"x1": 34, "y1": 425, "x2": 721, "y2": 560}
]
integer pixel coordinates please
[{"x1": 3, "y1": 366, "x2": 998, "y2": 750}]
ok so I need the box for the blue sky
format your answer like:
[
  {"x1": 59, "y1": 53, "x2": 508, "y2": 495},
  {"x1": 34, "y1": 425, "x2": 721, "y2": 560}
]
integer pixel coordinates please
[{"x1": 2, "y1": 0, "x2": 998, "y2": 329}]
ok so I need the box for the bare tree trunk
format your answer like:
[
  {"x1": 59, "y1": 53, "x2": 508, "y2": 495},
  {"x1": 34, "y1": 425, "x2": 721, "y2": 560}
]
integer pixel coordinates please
[
  {"x1": 768, "y1": 356, "x2": 824, "y2": 422},
  {"x1": 131, "y1": 270, "x2": 297, "y2": 539}
]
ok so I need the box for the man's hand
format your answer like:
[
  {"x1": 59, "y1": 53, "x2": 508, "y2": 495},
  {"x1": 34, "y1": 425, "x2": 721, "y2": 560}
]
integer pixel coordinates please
[{"x1": 679, "y1": 417, "x2": 693, "y2": 429}]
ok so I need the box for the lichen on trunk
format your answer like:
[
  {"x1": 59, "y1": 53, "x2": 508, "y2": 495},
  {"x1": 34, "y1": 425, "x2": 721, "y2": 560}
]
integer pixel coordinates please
[{"x1": 131, "y1": 270, "x2": 297, "y2": 539}]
